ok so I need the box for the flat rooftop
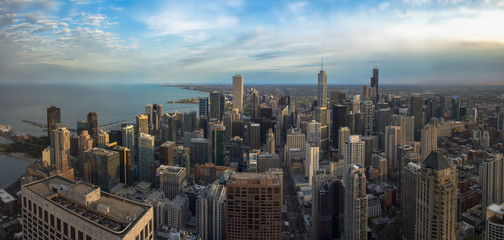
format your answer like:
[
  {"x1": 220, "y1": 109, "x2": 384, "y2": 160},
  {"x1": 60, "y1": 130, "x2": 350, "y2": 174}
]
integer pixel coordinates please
[
  {"x1": 0, "y1": 189, "x2": 16, "y2": 203},
  {"x1": 228, "y1": 172, "x2": 281, "y2": 185},
  {"x1": 157, "y1": 165, "x2": 186, "y2": 175},
  {"x1": 24, "y1": 175, "x2": 151, "y2": 235}
]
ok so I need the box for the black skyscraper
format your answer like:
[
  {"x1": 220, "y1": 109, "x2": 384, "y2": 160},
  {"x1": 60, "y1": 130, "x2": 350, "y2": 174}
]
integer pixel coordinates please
[{"x1": 47, "y1": 106, "x2": 61, "y2": 142}]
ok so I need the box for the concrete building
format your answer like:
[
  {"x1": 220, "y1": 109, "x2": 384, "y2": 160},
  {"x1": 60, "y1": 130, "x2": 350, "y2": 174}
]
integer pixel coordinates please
[
  {"x1": 121, "y1": 124, "x2": 135, "y2": 152},
  {"x1": 197, "y1": 179, "x2": 227, "y2": 240},
  {"x1": 362, "y1": 101, "x2": 374, "y2": 136},
  {"x1": 410, "y1": 96, "x2": 424, "y2": 140},
  {"x1": 401, "y1": 162, "x2": 421, "y2": 240},
  {"x1": 415, "y1": 151, "x2": 457, "y2": 240},
  {"x1": 307, "y1": 120, "x2": 321, "y2": 147},
  {"x1": 306, "y1": 142, "x2": 320, "y2": 186},
  {"x1": 233, "y1": 74, "x2": 244, "y2": 113},
  {"x1": 82, "y1": 148, "x2": 120, "y2": 192},
  {"x1": 47, "y1": 106, "x2": 61, "y2": 142},
  {"x1": 199, "y1": 97, "x2": 209, "y2": 118},
  {"x1": 136, "y1": 114, "x2": 149, "y2": 136},
  {"x1": 0, "y1": 189, "x2": 16, "y2": 216},
  {"x1": 97, "y1": 130, "x2": 109, "y2": 148},
  {"x1": 155, "y1": 165, "x2": 187, "y2": 200},
  {"x1": 51, "y1": 125, "x2": 74, "y2": 179},
  {"x1": 312, "y1": 170, "x2": 329, "y2": 240},
  {"x1": 338, "y1": 127, "x2": 350, "y2": 160},
  {"x1": 249, "y1": 123, "x2": 261, "y2": 150},
  {"x1": 266, "y1": 128, "x2": 275, "y2": 154},
  {"x1": 485, "y1": 203, "x2": 504, "y2": 240},
  {"x1": 159, "y1": 141, "x2": 176, "y2": 166},
  {"x1": 385, "y1": 126, "x2": 404, "y2": 171},
  {"x1": 107, "y1": 145, "x2": 132, "y2": 186},
  {"x1": 138, "y1": 133, "x2": 154, "y2": 182},
  {"x1": 21, "y1": 175, "x2": 154, "y2": 240},
  {"x1": 344, "y1": 135, "x2": 365, "y2": 186},
  {"x1": 225, "y1": 172, "x2": 282, "y2": 240},
  {"x1": 145, "y1": 192, "x2": 189, "y2": 230},
  {"x1": 257, "y1": 153, "x2": 280, "y2": 173},
  {"x1": 344, "y1": 164, "x2": 368, "y2": 240},
  {"x1": 421, "y1": 124, "x2": 438, "y2": 161},
  {"x1": 87, "y1": 112, "x2": 98, "y2": 139},
  {"x1": 190, "y1": 138, "x2": 209, "y2": 166},
  {"x1": 481, "y1": 154, "x2": 504, "y2": 219}
]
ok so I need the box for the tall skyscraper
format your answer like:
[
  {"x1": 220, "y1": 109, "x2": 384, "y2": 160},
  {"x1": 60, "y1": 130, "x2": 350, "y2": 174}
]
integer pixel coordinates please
[
  {"x1": 415, "y1": 151, "x2": 457, "y2": 240},
  {"x1": 197, "y1": 178, "x2": 227, "y2": 240},
  {"x1": 401, "y1": 162, "x2": 421, "y2": 240},
  {"x1": 251, "y1": 88, "x2": 260, "y2": 118},
  {"x1": 210, "y1": 92, "x2": 222, "y2": 120},
  {"x1": 451, "y1": 96, "x2": 461, "y2": 121},
  {"x1": 362, "y1": 101, "x2": 374, "y2": 136},
  {"x1": 420, "y1": 124, "x2": 438, "y2": 161},
  {"x1": 338, "y1": 127, "x2": 350, "y2": 160},
  {"x1": 152, "y1": 103, "x2": 163, "y2": 132},
  {"x1": 225, "y1": 172, "x2": 282, "y2": 240},
  {"x1": 312, "y1": 169, "x2": 329, "y2": 240},
  {"x1": 344, "y1": 135, "x2": 365, "y2": 185},
  {"x1": 121, "y1": 124, "x2": 135, "y2": 150},
  {"x1": 317, "y1": 64, "x2": 329, "y2": 152},
  {"x1": 138, "y1": 133, "x2": 154, "y2": 182},
  {"x1": 97, "y1": 130, "x2": 109, "y2": 148},
  {"x1": 370, "y1": 67, "x2": 379, "y2": 101},
  {"x1": 211, "y1": 124, "x2": 226, "y2": 166},
  {"x1": 50, "y1": 125, "x2": 70, "y2": 173},
  {"x1": 307, "y1": 120, "x2": 321, "y2": 147},
  {"x1": 145, "y1": 104, "x2": 153, "y2": 126},
  {"x1": 155, "y1": 165, "x2": 187, "y2": 200},
  {"x1": 249, "y1": 123, "x2": 261, "y2": 150},
  {"x1": 47, "y1": 106, "x2": 61, "y2": 142},
  {"x1": 82, "y1": 147, "x2": 120, "y2": 192},
  {"x1": 21, "y1": 175, "x2": 154, "y2": 240},
  {"x1": 76, "y1": 120, "x2": 87, "y2": 135},
  {"x1": 480, "y1": 154, "x2": 504, "y2": 219},
  {"x1": 266, "y1": 128, "x2": 275, "y2": 154},
  {"x1": 344, "y1": 164, "x2": 368, "y2": 240},
  {"x1": 306, "y1": 141, "x2": 320, "y2": 186},
  {"x1": 230, "y1": 136, "x2": 244, "y2": 170},
  {"x1": 233, "y1": 74, "x2": 244, "y2": 113},
  {"x1": 332, "y1": 104, "x2": 348, "y2": 148},
  {"x1": 199, "y1": 97, "x2": 209, "y2": 117},
  {"x1": 190, "y1": 138, "x2": 209, "y2": 166},
  {"x1": 136, "y1": 114, "x2": 149, "y2": 135},
  {"x1": 410, "y1": 96, "x2": 424, "y2": 140},
  {"x1": 385, "y1": 126, "x2": 404, "y2": 170},
  {"x1": 353, "y1": 95, "x2": 361, "y2": 113},
  {"x1": 78, "y1": 130, "x2": 93, "y2": 158},
  {"x1": 107, "y1": 145, "x2": 132, "y2": 186},
  {"x1": 87, "y1": 112, "x2": 98, "y2": 139},
  {"x1": 159, "y1": 141, "x2": 176, "y2": 165}
]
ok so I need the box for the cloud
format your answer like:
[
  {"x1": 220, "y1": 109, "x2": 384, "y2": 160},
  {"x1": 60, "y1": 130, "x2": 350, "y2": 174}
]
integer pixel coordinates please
[{"x1": 288, "y1": 2, "x2": 307, "y2": 14}]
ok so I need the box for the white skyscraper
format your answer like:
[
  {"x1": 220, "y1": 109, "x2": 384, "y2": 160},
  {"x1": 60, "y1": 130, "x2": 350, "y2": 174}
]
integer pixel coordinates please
[
  {"x1": 353, "y1": 95, "x2": 361, "y2": 113},
  {"x1": 481, "y1": 154, "x2": 504, "y2": 219},
  {"x1": 385, "y1": 126, "x2": 404, "y2": 170},
  {"x1": 305, "y1": 141, "x2": 320, "y2": 186},
  {"x1": 344, "y1": 164, "x2": 368, "y2": 240},
  {"x1": 344, "y1": 135, "x2": 365, "y2": 186},
  {"x1": 338, "y1": 126, "x2": 350, "y2": 160},
  {"x1": 233, "y1": 74, "x2": 244, "y2": 113}
]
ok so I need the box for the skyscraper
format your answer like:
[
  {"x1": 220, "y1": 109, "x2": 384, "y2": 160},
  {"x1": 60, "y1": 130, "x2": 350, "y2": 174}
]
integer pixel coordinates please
[
  {"x1": 353, "y1": 95, "x2": 361, "y2": 113},
  {"x1": 82, "y1": 147, "x2": 120, "y2": 192},
  {"x1": 249, "y1": 123, "x2": 261, "y2": 150},
  {"x1": 138, "y1": 133, "x2": 154, "y2": 182},
  {"x1": 401, "y1": 162, "x2": 421, "y2": 240},
  {"x1": 317, "y1": 64, "x2": 329, "y2": 152},
  {"x1": 230, "y1": 136, "x2": 244, "y2": 170},
  {"x1": 362, "y1": 101, "x2": 374, "y2": 136},
  {"x1": 420, "y1": 124, "x2": 438, "y2": 161},
  {"x1": 225, "y1": 172, "x2": 282, "y2": 240},
  {"x1": 480, "y1": 154, "x2": 504, "y2": 219},
  {"x1": 266, "y1": 128, "x2": 275, "y2": 154},
  {"x1": 415, "y1": 151, "x2": 457, "y2": 240},
  {"x1": 190, "y1": 138, "x2": 209, "y2": 166},
  {"x1": 210, "y1": 92, "x2": 222, "y2": 120},
  {"x1": 233, "y1": 74, "x2": 244, "y2": 113},
  {"x1": 121, "y1": 124, "x2": 135, "y2": 150},
  {"x1": 136, "y1": 114, "x2": 149, "y2": 135},
  {"x1": 410, "y1": 96, "x2": 424, "y2": 140},
  {"x1": 199, "y1": 97, "x2": 209, "y2": 117},
  {"x1": 107, "y1": 145, "x2": 132, "y2": 186},
  {"x1": 155, "y1": 165, "x2": 187, "y2": 200},
  {"x1": 370, "y1": 67, "x2": 379, "y2": 101},
  {"x1": 451, "y1": 96, "x2": 461, "y2": 121},
  {"x1": 344, "y1": 135, "x2": 365, "y2": 185},
  {"x1": 312, "y1": 169, "x2": 329, "y2": 240},
  {"x1": 21, "y1": 175, "x2": 154, "y2": 240},
  {"x1": 344, "y1": 164, "x2": 368, "y2": 240},
  {"x1": 47, "y1": 106, "x2": 61, "y2": 142},
  {"x1": 332, "y1": 104, "x2": 348, "y2": 148},
  {"x1": 159, "y1": 141, "x2": 176, "y2": 165},
  {"x1": 87, "y1": 112, "x2": 98, "y2": 139},
  {"x1": 338, "y1": 127, "x2": 350, "y2": 160},
  {"x1": 97, "y1": 130, "x2": 109, "y2": 148},
  {"x1": 307, "y1": 120, "x2": 321, "y2": 147},
  {"x1": 306, "y1": 141, "x2": 320, "y2": 186},
  {"x1": 211, "y1": 124, "x2": 226, "y2": 166},
  {"x1": 385, "y1": 126, "x2": 404, "y2": 170},
  {"x1": 485, "y1": 203, "x2": 504, "y2": 240},
  {"x1": 145, "y1": 104, "x2": 153, "y2": 126},
  {"x1": 50, "y1": 125, "x2": 70, "y2": 173},
  {"x1": 197, "y1": 178, "x2": 227, "y2": 240},
  {"x1": 251, "y1": 88, "x2": 260, "y2": 118}
]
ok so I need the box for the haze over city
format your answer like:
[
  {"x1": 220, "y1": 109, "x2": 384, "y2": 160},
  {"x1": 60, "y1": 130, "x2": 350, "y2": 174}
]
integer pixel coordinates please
[{"x1": 1, "y1": 0, "x2": 503, "y2": 85}]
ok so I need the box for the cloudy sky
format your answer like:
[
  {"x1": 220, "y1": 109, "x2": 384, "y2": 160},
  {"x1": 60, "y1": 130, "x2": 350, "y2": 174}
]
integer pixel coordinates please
[{"x1": 0, "y1": 0, "x2": 503, "y2": 85}]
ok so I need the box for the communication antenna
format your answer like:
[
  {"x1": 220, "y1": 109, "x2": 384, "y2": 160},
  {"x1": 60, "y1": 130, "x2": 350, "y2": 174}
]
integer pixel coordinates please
[{"x1": 321, "y1": 57, "x2": 324, "y2": 71}]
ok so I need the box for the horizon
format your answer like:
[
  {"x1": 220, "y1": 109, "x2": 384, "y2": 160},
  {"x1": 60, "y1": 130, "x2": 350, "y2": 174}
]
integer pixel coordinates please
[{"x1": 1, "y1": 0, "x2": 503, "y2": 85}]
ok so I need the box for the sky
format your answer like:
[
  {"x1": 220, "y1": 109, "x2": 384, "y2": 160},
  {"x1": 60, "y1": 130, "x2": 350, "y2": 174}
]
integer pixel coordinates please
[{"x1": 0, "y1": 0, "x2": 503, "y2": 85}]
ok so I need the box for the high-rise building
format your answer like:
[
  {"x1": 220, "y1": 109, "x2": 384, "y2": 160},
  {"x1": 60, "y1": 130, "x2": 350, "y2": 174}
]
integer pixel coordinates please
[
  {"x1": 338, "y1": 127, "x2": 350, "y2": 160},
  {"x1": 230, "y1": 136, "x2": 244, "y2": 170},
  {"x1": 332, "y1": 104, "x2": 348, "y2": 148},
  {"x1": 210, "y1": 92, "x2": 222, "y2": 120},
  {"x1": 162, "y1": 113, "x2": 177, "y2": 142},
  {"x1": 97, "y1": 130, "x2": 109, "y2": 148},
  {"x1": 47, "y1": 106, "x2": 61, "y2": 142},
  {"x1": 451, "y1": 96, "x2": 461, "y2": 121},
  {"x1": 249, "y1": 123, "x2": 261, "y2": 150},
  {"x1": 257, "y1": 153, "x2": 280, "y2": 173},
  {"x1": 51, "y1": 125, "x2": 71, "y2": 173},
  {"x1": 174, "y1": 146, "x2": 190, "y2": 171},
  {"x1": 319, "y1": 178, "x2": 345, "y2": 239},
  {"x1": 145, "y1": 104, "x2": 153, "y2": 126},
  {"x1": 78, "y1": 130, "x2": 93, "y2": 158},
  {"x1": 401, "y1": 162, "x2": 421, "y2": 240},
  {"x1": 82, "y1": 148, "x2": 120, "y2": 192},
  {"x1": 146, "y1": 193, "x2": 189, "y2": 230},
  {"x1": 152, "y1": 103, "x2": 163, "y2": 132},
  {"x1": 480, "y1": 154, "x2": 504, "y2": 219},
  {"x1": 344, "y1": 164, "x2": 368, "y2": 240},
  {"x1": 251, "y1": 88, "x2": 260, "y2": 118},
  {"x1": 370, "y1": 67, "x2": 379, "y2": 101},
  {"x1": 233, "y1": 74, "x2": 244, "y2": 113},
  {"x1": 266, "y1": 128, "x2": 275, "y2": 154},
  {"x1": 344, "y1": 135, "x2": 365, "y2": 186},
  {"x1": 225, "y1": 172, "x2": 282, "y2": 240},
  {"x1": 184, "y1": 110, "x2": 197, "y2": 133},
  {"x1": 385, "y1": 126, "x2": 404, "y2": 171},
  {"x1": 190, "y1": 138, "x2": 209, "y2": 166},
  {"x1": 415, "y1": 151, "x2": 457, "y2": 240},
  {"x1": 87, "y1": 112, "x2": 98, "y2": 139},
  {"x1": 306, "y1": 141, "x2": 320, "y2": 186},
  {"x1": 211, "y1": 124, "x2": 226, "y2": 166},
  {"x1": 121, "y1": 124, "x2": 135, "y2": 150},
  {"x1": 197, "y1": 178, "x2": 227, "y2": 240},
  {"x1": 485, "y1": 203, "x2": 504, "y2": 240},
  {"x1": 353, "y1": 95, "x2": 361, "y2": 113},
  {"x1": 362, "y1": 101, "x2": 374, "y2": 136},
  {"x1": 21, "y1": 175, "x2": 154, "y2": 240},
  {"x1": 421, "y1": 124, "x2": 438, "y2": 161},
  {"x1": 155, "y1": 165, "x2": 187, "y2": 200},
  {"x1": 159, "y1": 141, "x2": 176, "y2": 165},
  {"x1": 312, "y1": 170, "x2": 329, "y2": 240},
  {"x1": 199, "y1": 97, "x2": 209, "y2": 117},
  {"x1": 307, "y1": 120, "x2": 321, "y2": 147},
  {"x1": 317, "y1": 65, "x2": 329, "y2": 152},
  {"x1": 76, "y1": 120, "x2": 87, "y2": 135},
  {"x1": 138, "y1": 133, "x2": 154, "y2": 182},
  {"x1": 136, "y1": 114, "x2": 149, "y2": 135},
  {"x1": 286, "y1": 128, "x2": 305, "y2": 150},
  {"x1": 410, "y1": 96, "x2": 424, "y2": 140},
  {"x1": 107, "y1": 145, "x2": 132, "y2": 186}
]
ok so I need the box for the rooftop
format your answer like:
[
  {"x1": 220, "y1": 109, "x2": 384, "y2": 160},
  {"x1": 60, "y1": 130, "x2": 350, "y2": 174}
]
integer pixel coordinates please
[
  {"x1": 423, "y1": 151, "x2": 452, "y2": 170},
  {"x1": 24, "y1": 175, "x2": 151, "y2": 235},
  {"x1": 156, "y1": 165, "x2": 186, "y2": 175},
  {"x1": 0, "y1": 189, "x2": 16, "y2": 203}
]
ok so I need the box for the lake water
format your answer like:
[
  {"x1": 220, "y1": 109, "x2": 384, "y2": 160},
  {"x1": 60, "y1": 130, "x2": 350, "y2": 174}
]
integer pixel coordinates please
[
  {"x1": 0, "y1": 154, "x2": 33, "y2": 188},
  {"x1": 0, "y1": 84, "x2": 208, "y2": 136}
]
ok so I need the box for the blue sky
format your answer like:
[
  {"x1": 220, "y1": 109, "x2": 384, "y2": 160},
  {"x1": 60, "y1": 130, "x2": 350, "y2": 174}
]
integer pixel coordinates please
[{"x1": 0, "y1": 0, "x2": 503, "y2": 85}]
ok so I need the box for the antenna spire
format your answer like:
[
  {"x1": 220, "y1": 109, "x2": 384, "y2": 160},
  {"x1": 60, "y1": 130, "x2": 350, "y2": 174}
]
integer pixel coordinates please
[{"x1": 321, "y1": 57, "x2": 324, "y2": 71}]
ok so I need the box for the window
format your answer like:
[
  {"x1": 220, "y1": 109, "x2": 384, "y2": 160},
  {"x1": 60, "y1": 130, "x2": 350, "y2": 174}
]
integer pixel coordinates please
[
  {"x1": 50, "y1": 214, "x2": 54, "y2": 227},
  {"x1": 57, "y1": 219, "x2": 61, "y2": 231},
  {"x1": 23, "y1": 196, "x2": 26, "y2": 207},
  {"x1": 63, "y1": 222, "x2": 68, "y2": 235},
  {"x1": 44, "y1": 210, "x2": 48, "y2": 222},
  {"x1": 71, "y1": 226, "x2": 75, "y2": 240},
  {"x1": 86, "y1": 236, "x2": 92, "y2": 240},
  {"x1": 78, "y1": 231, "x2": 83, "y2": 240}
]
